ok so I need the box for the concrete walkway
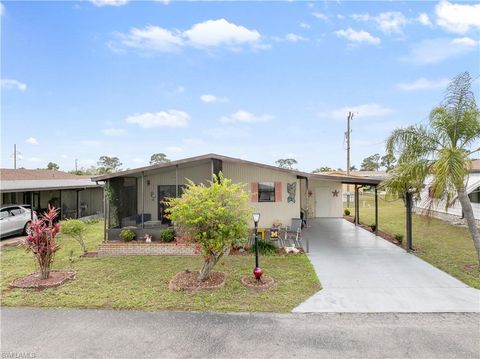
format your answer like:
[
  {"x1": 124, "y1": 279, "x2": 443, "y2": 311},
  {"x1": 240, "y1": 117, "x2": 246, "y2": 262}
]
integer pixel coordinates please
[
  {"x1": 294, "y1": 219, "x2": 480, "y2": 313},
  {"x1": 2, "y1": 308, "x2": 479, "y2": 358}
]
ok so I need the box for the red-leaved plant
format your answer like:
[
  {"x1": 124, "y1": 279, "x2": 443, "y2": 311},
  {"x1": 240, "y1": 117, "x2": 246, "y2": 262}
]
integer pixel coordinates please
[{"x1": 22, "y1": 205, "x2": 61, "y2": 279}]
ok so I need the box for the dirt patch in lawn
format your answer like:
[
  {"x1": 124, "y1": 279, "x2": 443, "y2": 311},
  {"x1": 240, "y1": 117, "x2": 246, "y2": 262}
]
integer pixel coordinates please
[
  {"x1": 10, "y1": 270, "x2": 76, "y2": 289},
  {"x1": 169, "y1": 271, "x2": 227, "y2": 291},
  {"x1": 241, "y1": 275, "x2": 275, "y2": 291}
]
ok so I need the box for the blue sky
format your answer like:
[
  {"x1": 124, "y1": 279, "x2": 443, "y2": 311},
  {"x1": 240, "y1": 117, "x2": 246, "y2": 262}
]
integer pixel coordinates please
[{"x1": 1, "y1": 0, "x2": 479, "y2": 172}]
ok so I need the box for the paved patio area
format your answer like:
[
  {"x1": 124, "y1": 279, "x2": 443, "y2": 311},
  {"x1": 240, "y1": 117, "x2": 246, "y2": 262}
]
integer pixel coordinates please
[{"x1": 294, "y1": 218, "x2": 480, "y2": 313}]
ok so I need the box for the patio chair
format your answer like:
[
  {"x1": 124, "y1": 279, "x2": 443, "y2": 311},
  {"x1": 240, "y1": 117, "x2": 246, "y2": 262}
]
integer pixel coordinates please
[{"x1": 285, "y1": 218, "x2": 303, "y2": 248}]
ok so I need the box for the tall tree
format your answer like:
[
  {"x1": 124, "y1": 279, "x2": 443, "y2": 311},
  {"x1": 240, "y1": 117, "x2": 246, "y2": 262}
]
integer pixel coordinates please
[
  {"x1": 275, "y1": 158, "x2": 298, "y2": 170},
  {"x1": 97, "y1": 156, "x2": 122, "y2": 174},
  {"x1": 381, "y1": 153, "x2": 396, "y2": 172},
  {"x1": 46, "y1": 162, "x2": 59, "y2": 171},
  {"x1": 150, "y1": 153, "x2": 170, "y2": 165},
  {"x1": 383, "y1": 72, "x2": 480, "y2": 263},
  {"x1": 312, "y1": 166, "x2": 333, "y2": 173},
  {"x1": 360, "y1": 154, "x2": 381, "y2": 171}
]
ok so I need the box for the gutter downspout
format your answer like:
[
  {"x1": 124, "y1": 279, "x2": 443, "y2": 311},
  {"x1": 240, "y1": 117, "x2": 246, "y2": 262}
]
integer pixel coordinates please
[{"x1": 141, "y1": 172, "x2": 145, "y2": 229}]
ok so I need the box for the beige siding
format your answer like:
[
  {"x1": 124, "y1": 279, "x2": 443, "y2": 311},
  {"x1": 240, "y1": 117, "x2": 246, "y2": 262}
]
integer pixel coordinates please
[
  {"x1": 137, "y1": 161, "x2": 212, "y2": 220},
  {"x1": 307, "y1": 180, "x2": 343, "y2": 218},
  {"x1": 222, "y1": 161, "x2": 301, "y2": 228}
]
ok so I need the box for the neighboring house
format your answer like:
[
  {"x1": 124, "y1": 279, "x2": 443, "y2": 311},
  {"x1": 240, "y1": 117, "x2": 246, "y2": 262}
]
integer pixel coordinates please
[
  {"x1": 0, "y1": 169, "x2": 103, "y2": 220},
  {"x1": 414, "y1": 159, "x2": 480, "y2": 223},
  {"x1": 92, "y1": 154, "x2": 380, "y2": 240}
]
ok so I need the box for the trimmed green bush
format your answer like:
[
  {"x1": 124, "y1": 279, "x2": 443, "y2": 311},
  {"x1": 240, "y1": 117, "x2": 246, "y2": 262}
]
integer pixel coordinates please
[
  {"x1": 159, "y1": 228, "x2": 176, "y2": 242},
  {"x1": 249, "y1": 240, "x2": 277, "y2": 255},
  {"x1": 120, "y1": 228, "x2": 136, "y2": 242},
  {"x1": 344, "y1": 208, "x2": 351, "y2": 216}
]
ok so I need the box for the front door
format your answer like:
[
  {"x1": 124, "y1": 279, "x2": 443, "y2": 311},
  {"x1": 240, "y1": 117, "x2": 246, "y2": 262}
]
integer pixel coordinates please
[
  {"x1": 158, "y1": 185, "x2": 177, "y2": 224},
  {"x1": 315, "y1": 188, "x2": 330, "y2": 217}
]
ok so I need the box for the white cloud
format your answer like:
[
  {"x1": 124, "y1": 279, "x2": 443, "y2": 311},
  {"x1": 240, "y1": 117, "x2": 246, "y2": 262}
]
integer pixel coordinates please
[
  {"x1": 312, "y1": 12, "x2": 328, "y2": 21},
  {"x1": 26, "y1": 137, "x2": 38, "y2": 145},
  {"x1": 403, "y1": 37, "x2": 478, "y2": 64},
  {"x1": 451, "y1": 37, "x2": 478, "y2": 47},
  {"x1": 61, "y1": 154, "x2": 68, "y2": 159},
  {"x1": 375, "y1": 12, "x2": 407, "y2": 34},
  {"x1": 417, "y1": 13, "x2": 432, "y2": 27},
  {"x1": 396, "y1": 77, "x2": 450, "y2": 91},
  {"x1": 335, "y1": 28, "x2": 381, "y2": 45},
  {"x1": 184, "y1": 19, "x2": 261, "y2": 48},
  {"x1": 351, "y1": 11, "x2": 408, "y2": 34},
  {"x1": 203, "y1": 126, "x2": 250, "y2": 139},
  {"x1": 90, "y1": 0, "x2": 128, "y2": 6},
  {"x1": 319, "y1": 103, "x2": 393, "y2": 119},
  {"x1": 273, "y1": 33, "x2": 307, "y2": 42},
  {"x1": 1, "y1": 79, "x2": 27, "y2": 91},
  {"x1": 0, "y1": 2, "x2": 5, "y2": 16},
  {"x1": 126, "y1": 110, "x2": 190, "y2": 128},
  {"x1": 351, "y1": 13, "x2": 371, "y2": 22},
  {"x1": 435, "y1": 1, "x2": 480, "y2": 34},
  {"x1": 337, "y1": 14, "x2": 346, "y2": 20},
  {"x1": 220, "y1": 110, "x2": 274, "y2": 124},
  {"x1": 299, "y1": 22, "x2": 311, "y2": 29},
  {"x1": 102, "y1": 128, "x2": 128, "y2": 136},
  {"x1": 285, "y1": 33, "x2": 306, "y2": 42},
  {"x1": 112, "y1": 19, "x2": 263, "y2": 53},
  {"x1": 183, "y1": 138, "x2": 205, "y2": 146},
  {"x1": 115, "y1": 26, "x2": 183, "y2": 53},
  {"x1": 200, "y1": 94, "x2": 228, "y2": 103}
]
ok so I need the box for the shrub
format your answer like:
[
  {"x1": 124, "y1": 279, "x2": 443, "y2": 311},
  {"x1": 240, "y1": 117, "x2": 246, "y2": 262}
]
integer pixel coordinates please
[
  {"x1": 22, "y1": 205, "x2": 61, "y2": 279},
  {"x1": 231, "y1": 237, "x2": 247, "y2": 250},
  {"x1": 370, "y1": 223, "x2": 376, "y2": 232},
  {"x1": 61, "y1": 219, "x2": 88, "y2": 254},
  {"x1": 394, "y1": 233, "x2": 404, "y2": 243},
  {"x1": 84, "y1": 218, "x2": 100, "y2": 225},
  {"x1": 166, "y1": 173, "x2": 251, "y2": 281},
  {"x1": 249, "y1": 240, "x2": 277, "y2": 255},
  {"x1": 120, "y1": 228, "x2": 136, "y2": 242},
  {"x1": 160, "y1": 228, "x2": 175, "y2": 242},
  {"x1": 344, "y1": 208, "x2": 351, "y2": 216}
]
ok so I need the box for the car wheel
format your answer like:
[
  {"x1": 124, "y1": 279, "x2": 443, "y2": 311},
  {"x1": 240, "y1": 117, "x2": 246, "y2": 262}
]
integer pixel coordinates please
[{"x1": 23, "y1": 221, "x2": 32, "y2": 236}]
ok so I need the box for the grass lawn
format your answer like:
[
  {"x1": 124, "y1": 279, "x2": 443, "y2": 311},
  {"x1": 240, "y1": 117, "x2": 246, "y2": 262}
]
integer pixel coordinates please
[
  {"x1": 346, "y1": 193, "x2": 480, "y2": 289},
  {"x1": 0, "y1": 221, "x2": 320, "y2": 312}
]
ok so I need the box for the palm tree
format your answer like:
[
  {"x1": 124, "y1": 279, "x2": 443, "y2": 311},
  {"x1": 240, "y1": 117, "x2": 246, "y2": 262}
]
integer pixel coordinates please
[{"x1": 382, "y1": 72, "x2": 480, "y2": 263}]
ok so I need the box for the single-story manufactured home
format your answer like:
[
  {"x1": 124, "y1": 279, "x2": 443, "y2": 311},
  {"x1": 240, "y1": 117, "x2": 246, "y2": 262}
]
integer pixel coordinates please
[
  {"x1": 92, "y1": 154, "x2": 380, "y2": 241},
  {"x1": 415, "y1": 159, "x2": 480, "y2": 223},
  {"x1": 0, "y1": 168, "x2": 103, "y2": 220}
]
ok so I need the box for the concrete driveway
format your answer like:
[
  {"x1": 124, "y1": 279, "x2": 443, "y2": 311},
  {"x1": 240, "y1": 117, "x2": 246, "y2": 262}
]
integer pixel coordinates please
[{"x1": 294, "y1": 219, "x2": 480, "y2": 313}]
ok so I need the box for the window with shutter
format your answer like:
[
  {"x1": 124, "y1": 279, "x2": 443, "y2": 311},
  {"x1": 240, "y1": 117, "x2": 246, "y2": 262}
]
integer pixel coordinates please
[
  {"x1": 251, "y1": 182, "x2": 258, "y2": 202},
  {"x1": 274, "y1": 182, "x2": 282, "y2": 202}
]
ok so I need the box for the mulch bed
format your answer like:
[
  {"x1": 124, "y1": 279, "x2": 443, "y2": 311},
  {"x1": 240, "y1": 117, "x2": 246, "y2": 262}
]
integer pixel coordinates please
[
  {"x1": 241, "y1": 275, "x2": 275, "y2": 290},
  {"x1": 169, "y1": 271, "x2": 227, "y2": 291},
  {"x1": 81, "y1": 251, "x2": 98, "y2": 257},
  {"x1": 10, "y1": 270, "x2": 76, "y2": 289}
]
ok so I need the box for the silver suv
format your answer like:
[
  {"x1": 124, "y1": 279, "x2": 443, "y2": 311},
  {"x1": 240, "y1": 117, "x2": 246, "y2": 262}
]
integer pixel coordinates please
[{"x1": 0, "y1": 205, "x2": 37, "y2": 238}]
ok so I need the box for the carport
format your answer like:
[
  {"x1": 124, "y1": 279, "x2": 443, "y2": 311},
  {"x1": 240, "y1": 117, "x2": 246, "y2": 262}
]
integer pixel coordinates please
[{"x1": 294, "y1": 218, "x2": 480, "y2": 312}]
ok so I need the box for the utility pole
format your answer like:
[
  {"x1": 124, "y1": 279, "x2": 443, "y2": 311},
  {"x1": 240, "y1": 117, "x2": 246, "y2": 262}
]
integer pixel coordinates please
[
  {"x1": 75, "y1": 159, "x2": 78, "y2": 173},
  {"x1": 346, "y1": 112, "x2": 354, "y2": 207}
]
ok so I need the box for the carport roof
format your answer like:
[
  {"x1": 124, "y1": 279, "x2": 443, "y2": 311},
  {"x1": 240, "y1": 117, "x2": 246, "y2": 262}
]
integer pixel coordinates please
[{"x1": 92, "y1": 153, "x2": 382, "y2": 186}]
